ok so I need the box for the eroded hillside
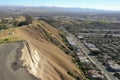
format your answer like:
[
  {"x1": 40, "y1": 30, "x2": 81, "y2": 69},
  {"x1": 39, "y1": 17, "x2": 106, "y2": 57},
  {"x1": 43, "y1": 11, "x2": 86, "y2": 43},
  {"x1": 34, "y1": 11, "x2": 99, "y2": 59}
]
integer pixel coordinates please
[{"x1": 14, "y1": 20, "x2": 85, "y2": 80}]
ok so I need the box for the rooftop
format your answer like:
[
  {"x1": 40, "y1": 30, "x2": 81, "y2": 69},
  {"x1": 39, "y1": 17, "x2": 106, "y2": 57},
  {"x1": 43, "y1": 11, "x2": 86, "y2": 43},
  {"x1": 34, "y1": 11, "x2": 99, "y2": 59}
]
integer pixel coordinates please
[
  {"x1": 66, "y1": 36, "x2": 77, "y2": 46},
  {"x1": 108, "y1": 61, "x2": 120, "y2": 70},
  {"x1": 76, "y1": 52, "x2": 84, "y2": 56},
  {"x1": 78, "y1": 56, "x2": 90, "y2": 63},
  {"x1": 77, "y1": 35, "x2": 84, "y2": 39},
  {"x1": 85, "y1": 43, "x2": 100, "y2": 51},
  {"x1": 88, "y1": 70, "x2": 104, "y2": 79}
]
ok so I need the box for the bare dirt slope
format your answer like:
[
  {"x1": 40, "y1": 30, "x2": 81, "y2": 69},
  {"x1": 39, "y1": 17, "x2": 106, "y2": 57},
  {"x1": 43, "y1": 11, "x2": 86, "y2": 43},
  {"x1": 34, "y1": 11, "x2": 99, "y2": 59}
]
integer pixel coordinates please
[
  {"x1": 16, "y1": 20, "x2": 84, "y2": 80},
  {"x1": 0, "y1": 42, "x2": 38, "y2": 80}
]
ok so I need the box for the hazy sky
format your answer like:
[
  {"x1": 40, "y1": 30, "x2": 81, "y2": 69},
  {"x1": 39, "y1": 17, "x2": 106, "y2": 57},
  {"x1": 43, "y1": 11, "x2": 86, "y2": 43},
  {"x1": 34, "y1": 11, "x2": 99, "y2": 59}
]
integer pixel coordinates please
[{"x1": 0, "y1": 0, "x2": 120, "y2": 11}]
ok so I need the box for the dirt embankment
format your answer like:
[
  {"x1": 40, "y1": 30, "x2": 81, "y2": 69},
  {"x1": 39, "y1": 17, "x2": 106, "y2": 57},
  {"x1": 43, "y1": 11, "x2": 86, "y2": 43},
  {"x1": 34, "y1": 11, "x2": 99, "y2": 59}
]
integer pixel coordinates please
[
  {"x1": 0, "y1": 42, "x2": 39, "y2": 80},
  {"x1": 16, "y1": 20, "x2": 84, "y2": 80}
]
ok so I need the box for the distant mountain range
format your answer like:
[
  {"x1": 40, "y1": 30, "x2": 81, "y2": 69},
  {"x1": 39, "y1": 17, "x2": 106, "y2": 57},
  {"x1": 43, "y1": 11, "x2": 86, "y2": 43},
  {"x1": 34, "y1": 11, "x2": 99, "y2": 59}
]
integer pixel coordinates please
[
  {"x1": 38, "y1": 6, "x2": 120, "y2": 13},
  {"x1": 0, "y1": 5, "x2": 120, "y2": 17}
]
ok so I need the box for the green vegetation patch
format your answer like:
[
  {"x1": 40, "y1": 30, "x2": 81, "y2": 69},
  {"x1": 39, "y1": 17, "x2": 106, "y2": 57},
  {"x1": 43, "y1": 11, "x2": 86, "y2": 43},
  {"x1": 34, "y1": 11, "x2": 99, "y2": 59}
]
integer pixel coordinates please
[
  {"x1": 67, "y1": 71, "x2": 81, "y2": 80},
  {"x1": 0, "y1": 36, "x2": 23, "y2": 43}
]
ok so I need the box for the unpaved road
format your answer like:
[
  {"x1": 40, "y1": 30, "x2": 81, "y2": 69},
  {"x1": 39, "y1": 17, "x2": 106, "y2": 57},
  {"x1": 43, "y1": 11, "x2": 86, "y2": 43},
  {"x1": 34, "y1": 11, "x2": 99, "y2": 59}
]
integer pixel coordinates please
[{"x1": 0, "y1": 42, "x2": 37, "y2": 80}]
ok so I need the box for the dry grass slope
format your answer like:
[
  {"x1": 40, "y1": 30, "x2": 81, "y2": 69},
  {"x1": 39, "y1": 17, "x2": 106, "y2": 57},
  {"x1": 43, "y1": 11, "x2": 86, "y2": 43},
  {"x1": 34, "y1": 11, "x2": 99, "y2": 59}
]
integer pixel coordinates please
[{"x1": 16, "y1": 20, "x2": 85, "y2": 80}]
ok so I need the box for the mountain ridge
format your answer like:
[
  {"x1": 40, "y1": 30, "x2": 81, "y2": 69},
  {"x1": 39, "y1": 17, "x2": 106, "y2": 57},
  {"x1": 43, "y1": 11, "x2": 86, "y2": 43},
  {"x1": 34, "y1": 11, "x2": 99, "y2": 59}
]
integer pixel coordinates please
[
  {"x1": 14, "y1": 20, "x2": 85, "y2": 80},
  {"x1": 0, "y1": 5, "x2": 120, "y2": 15}
]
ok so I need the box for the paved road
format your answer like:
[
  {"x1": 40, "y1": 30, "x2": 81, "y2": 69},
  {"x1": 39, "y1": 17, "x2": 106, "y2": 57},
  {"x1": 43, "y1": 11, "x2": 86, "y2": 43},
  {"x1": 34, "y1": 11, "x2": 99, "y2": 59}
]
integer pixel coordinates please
[
  {"x1": 60, "y1": 26, "x2": 116, "y2": 80},
  {"x1": 0, "y1": 42, "x2": 37, "y2": 80},
  {"x1": 73, "y1": 36, "x2": 116, "y2": 80}
]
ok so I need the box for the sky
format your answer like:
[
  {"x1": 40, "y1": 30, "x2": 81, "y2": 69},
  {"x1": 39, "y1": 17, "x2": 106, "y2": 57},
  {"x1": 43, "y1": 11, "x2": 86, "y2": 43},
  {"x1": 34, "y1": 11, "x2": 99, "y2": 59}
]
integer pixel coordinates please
[{"x1": 0, "y1": 0, "x2": 120, "y2": 11}]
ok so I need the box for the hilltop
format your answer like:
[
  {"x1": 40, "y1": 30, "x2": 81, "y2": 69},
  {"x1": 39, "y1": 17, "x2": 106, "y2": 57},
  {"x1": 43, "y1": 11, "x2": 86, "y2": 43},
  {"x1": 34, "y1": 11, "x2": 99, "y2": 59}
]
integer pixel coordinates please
[
  {"x1": 10, "y1": 20, "x2": 85, "y2": 80},
  {"x1": 0, "y1": 20, "x2": 84, "y2": 80}
]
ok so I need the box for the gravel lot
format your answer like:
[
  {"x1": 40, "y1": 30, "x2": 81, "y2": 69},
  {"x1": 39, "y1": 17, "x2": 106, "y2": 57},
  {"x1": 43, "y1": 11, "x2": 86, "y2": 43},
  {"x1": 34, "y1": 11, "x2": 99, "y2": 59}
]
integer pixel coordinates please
[{"x1": 0, "y1": 42, "x2": 38, "y2": 80}]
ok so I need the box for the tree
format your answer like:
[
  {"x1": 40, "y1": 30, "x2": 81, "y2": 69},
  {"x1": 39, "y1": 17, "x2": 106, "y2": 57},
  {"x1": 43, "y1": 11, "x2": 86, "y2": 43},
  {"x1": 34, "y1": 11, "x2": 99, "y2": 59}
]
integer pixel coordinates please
[
  {"x1": 18, "y1": 14, "x2": 33, "y2": 26},
  {"x1": 24, "y1": 14, "x2": 33, "y2": 25}
]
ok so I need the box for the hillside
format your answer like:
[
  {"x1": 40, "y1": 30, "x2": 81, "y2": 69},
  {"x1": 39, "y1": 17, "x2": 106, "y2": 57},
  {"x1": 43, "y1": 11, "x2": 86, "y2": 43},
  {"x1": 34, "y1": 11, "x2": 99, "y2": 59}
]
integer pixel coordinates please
[{"x1": 13, "y1": 20, "x2": 85, "y2": 80}]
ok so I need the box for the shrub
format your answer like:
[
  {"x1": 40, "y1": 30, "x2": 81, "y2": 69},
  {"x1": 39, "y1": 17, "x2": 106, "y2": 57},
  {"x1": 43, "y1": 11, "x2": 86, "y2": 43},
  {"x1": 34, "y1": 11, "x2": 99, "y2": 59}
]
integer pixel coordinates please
[{"x1": 4, "y1": 38, "x2": 9, "y2": 42}]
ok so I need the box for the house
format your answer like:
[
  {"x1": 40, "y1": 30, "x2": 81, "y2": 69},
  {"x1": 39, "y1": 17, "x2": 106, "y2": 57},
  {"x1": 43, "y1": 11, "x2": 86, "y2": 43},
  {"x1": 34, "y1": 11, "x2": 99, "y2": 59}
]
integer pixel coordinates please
[
  {"x1": 66, "y1": 36, "x2": 77, "y2": 47},
  {"x1": 78, "y1": 56, "x2": 90, "y2": 63},
  {"x1": 2, "y1": 17, "x2": 13, "y2": 23},
  {"x1": 85, "y1": 43, "x2": 100, "y2": 51},
  {"x1": 114, "y1": 72, "x2": 120, "y2": 79},
  {"x1": 77, "y1": 35, "x2": 84, "y2": 40},
  {"x1": 85, "y1": 43, "x2": 101, "y2": 55},
  {"x1": 9, "y1": 32, "x2": 14, "y2": 35},
  {"x1": 103, "y1": 54, "x2": 111, "y2": 60},
  {"x1": 76, "y1": 52, "x2": 84, "y2": 56},
  {"x1": 107, "y1": 61, "x2": 120, "y2": 72},
  {"x1": 88, "y1": 70, "x2": 105, "y2": 80}
]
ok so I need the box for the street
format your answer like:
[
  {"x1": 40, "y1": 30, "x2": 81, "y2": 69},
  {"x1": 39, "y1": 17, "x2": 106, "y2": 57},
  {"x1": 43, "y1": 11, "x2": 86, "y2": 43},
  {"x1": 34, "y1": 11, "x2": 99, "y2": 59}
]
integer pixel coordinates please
[{"x1": 61, "y1": 26, "x2": 116, "y2": 80}]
